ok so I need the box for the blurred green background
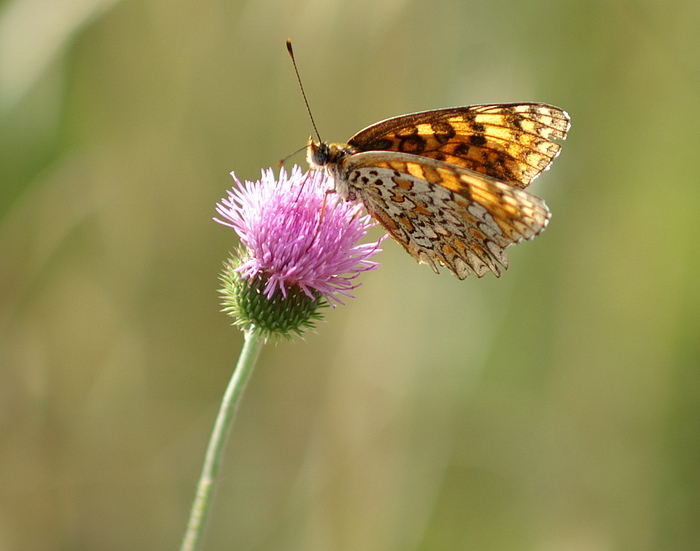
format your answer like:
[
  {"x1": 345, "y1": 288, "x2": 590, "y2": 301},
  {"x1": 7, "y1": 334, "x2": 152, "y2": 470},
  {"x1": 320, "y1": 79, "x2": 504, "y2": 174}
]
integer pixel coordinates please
[{"x1": 1, "y1": 0, "x2": 699, "y2": 549}]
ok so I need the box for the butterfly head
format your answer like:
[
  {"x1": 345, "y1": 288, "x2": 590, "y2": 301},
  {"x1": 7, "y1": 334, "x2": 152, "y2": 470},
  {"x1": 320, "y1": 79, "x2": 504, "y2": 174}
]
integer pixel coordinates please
[
  {"x1": 306, "y1": 138, "x2": 358, "y2": 200},
  {"x1": 306, "y1": 138, "x2": 329, "y2": 168},
  {"x1": 306, "y1": 138, "x2": 356, "y2": 169}
]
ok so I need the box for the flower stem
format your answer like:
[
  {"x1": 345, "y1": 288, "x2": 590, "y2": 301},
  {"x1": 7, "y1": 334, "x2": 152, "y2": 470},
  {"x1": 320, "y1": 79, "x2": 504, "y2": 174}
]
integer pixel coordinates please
[{"x1": 179, "y1": 329, "x2": 265, "y2": 551}]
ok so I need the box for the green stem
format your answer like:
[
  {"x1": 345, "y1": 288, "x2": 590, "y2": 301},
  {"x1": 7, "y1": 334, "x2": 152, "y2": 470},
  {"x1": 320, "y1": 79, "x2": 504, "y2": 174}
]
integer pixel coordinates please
[{"x1": 179, "y1": 329, "x2": 265, "y2": 551}]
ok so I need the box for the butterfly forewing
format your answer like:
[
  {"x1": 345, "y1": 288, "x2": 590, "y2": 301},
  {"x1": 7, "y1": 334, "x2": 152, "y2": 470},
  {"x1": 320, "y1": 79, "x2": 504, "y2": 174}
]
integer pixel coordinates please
[{"x1": 347, "y1": 103, "x2": 570, "y2": 189}]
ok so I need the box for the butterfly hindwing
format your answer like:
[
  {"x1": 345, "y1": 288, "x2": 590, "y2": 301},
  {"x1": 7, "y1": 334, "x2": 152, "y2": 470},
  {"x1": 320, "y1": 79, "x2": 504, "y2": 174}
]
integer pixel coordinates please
[
  {"x1": 347, "y1": 103, "x2": 570, "y2": 189},
  {"x1": 342, "y1": 151, "x2": 551, "y2": 279}
]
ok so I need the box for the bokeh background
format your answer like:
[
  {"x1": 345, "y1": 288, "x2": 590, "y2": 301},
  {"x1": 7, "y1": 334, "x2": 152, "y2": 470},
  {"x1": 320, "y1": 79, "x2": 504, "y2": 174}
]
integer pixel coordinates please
[{"x1": 1, "y1": 0, "x2": 699, "y2": 550}]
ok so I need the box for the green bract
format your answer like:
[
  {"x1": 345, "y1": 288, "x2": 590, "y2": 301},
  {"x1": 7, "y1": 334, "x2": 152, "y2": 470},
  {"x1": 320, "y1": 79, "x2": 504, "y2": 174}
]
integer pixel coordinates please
[{"x1": 220, "y1": 257, "x2": 327, "y2": 340}]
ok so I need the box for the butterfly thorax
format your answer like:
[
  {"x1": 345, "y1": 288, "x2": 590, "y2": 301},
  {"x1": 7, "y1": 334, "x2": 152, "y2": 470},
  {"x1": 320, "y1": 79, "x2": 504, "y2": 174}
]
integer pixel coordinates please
[{"x1": 307, "y1": 139, "x2": 359, "y2": 200}]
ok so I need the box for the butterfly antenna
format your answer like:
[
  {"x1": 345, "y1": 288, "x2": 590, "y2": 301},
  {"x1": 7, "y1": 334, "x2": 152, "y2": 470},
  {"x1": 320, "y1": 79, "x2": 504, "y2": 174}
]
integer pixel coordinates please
[
  {"x1": 276, "y1": 144, "x2": 307, "y2": 168},
  {"x1": 286, "y1": 39, "x2": 322, "y2": 143}
]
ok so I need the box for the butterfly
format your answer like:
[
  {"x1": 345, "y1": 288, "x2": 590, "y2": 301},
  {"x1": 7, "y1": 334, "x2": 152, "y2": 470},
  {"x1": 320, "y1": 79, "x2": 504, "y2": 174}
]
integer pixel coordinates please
[{"x1": 306, "y1": 103, "x2": 570, "y2": 279}]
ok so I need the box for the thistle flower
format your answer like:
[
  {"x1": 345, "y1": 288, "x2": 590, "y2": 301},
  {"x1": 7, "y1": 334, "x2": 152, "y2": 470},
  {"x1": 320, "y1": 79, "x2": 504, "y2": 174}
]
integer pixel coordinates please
[
  {"x1": 215, "y1": 166, "x2": 383, "y2": 338},
  {"x1": 180, "y1": 166, "x2": 381, "y2": 551}
]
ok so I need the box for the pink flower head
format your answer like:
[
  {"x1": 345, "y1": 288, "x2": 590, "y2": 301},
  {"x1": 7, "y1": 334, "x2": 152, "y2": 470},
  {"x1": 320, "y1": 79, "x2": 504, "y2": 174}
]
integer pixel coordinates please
[{"x1": 215, "y1": 166, "x2": 383, "y2": 305}]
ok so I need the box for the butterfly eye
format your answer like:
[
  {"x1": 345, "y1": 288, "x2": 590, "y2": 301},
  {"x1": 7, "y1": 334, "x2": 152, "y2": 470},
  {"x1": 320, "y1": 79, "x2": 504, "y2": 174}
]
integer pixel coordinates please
[{"x1": 310, "y1": 141, "x2": 330, "y2": 166}]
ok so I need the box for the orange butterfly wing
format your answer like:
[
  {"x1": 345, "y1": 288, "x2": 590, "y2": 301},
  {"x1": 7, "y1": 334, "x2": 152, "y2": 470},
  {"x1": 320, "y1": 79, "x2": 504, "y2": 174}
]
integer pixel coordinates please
[
  {"x1": 347, "y1": 103, "x2": 570, "y2": 189},
  {"x1": 341, "y1": 151, "x2": 551, "y2": 278}
]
